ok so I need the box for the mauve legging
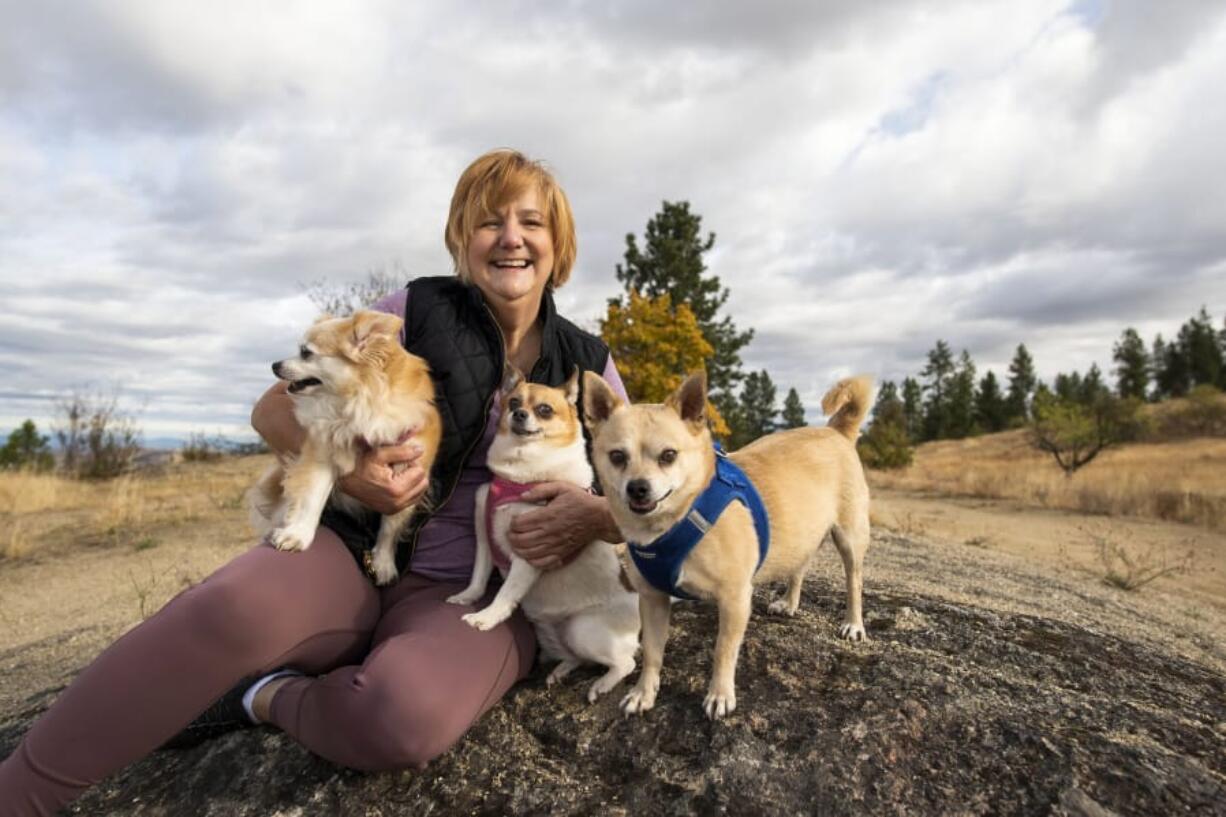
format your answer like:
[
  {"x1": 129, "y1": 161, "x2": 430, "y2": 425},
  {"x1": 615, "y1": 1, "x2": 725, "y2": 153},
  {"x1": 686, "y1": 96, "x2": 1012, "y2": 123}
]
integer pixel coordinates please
[{"x1": 0, "y1": 528, "x2": 536, "y2": 817}]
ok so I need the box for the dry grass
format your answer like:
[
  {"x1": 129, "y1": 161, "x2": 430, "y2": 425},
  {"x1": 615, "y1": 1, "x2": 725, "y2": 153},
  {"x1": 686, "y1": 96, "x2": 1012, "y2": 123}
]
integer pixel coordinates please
[
  {"x1": 869, "y1": 430, "x2": 1226, "y2": 531},
  {"x1": 0, "y1": 456, "x2": 269, "y2": 560}
]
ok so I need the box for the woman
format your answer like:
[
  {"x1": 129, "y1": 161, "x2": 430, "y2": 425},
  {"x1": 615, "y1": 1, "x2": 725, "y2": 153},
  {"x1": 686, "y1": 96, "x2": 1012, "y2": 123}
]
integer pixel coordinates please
[{"x1": 0, "y1": 149, "x2": 628, "y2": 816}]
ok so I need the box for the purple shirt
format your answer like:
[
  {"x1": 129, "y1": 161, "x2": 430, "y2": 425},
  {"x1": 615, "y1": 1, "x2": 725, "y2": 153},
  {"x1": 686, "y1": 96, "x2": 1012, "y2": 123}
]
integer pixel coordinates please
[{"x1": 372, "y1": 288, "x2": 628, "y2": 581}]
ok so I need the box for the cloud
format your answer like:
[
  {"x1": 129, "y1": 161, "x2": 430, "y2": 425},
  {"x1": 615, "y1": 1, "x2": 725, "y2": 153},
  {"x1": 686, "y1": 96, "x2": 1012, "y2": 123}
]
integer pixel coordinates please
[{"x1": 2, "y1": 0, "x2": 1225, "y2": 437}]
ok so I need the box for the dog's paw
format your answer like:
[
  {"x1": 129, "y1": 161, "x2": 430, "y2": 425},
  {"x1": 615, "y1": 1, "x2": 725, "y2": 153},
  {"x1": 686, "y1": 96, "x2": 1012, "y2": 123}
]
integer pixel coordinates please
[
  {"x1": 462, "y1": 606, "x2": 510, "y2": 631},
  {"x1": 370, "y1": 550, "x2": 399, "y2": 586},
  {"x1": 445, "y1": 591, "x2": 482, "y2": 606},
  {"x1": 547, "y1": 660, "x2": 580, "y2": 688},
  {"x1": 838, "y1": 622, "x2": 868, "y2": 642},
  {"x1": 767, "y1": 598, "x2": 797, "y2": 616},
  {"x1": 620, "y1": 679, "x2": 659, "y2": 716},
  {"x1": 703, "y1": 683, "x2": 737, "y2": 720},
  {"x1": 269, "y1": 526, "x2": 312, "y2": 552}
]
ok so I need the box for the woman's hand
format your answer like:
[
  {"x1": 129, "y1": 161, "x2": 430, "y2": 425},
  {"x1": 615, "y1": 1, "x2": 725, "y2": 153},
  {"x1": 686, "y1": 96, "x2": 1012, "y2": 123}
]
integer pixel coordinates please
[
  {"x1": 507, "y1": 483, "x2": 623, "y2": 570},
  {"x1": 337, "y1": 437, "x2": 430, "y2": 515}
]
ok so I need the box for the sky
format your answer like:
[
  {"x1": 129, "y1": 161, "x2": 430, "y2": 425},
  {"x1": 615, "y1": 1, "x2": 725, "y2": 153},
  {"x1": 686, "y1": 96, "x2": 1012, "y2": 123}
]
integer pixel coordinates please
[{"x1": 3, "y1": 0, "x2": 1225, "y2": 442}]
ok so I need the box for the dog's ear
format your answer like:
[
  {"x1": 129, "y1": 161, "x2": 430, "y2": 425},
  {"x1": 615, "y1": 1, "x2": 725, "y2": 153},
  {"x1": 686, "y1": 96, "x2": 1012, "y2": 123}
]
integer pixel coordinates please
[
  {"x1": 563, "y1": 365, "x2": 580, "y2": 406},
  {"x1": 501, "y1": 364, "x2": 524, "y2": 395},
  {"x1": 666, "y1": 370, "x2": 708, "y2": 427},
  {"x1": 583, "y1": 370, "x2": 623, "y2": 430},
  {"x1": 350, "y1": 310, "x2": 404, "y2": 358}
]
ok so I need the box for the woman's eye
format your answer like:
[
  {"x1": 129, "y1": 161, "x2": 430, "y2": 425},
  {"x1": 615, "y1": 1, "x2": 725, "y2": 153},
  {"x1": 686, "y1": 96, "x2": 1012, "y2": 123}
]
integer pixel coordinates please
[
  {"x1": 609, "y1": 450, "x2": 627, "y2": 467},
  {"x1": 535, "y1": 404, "x2": 554, "y2": 419},
  {"x1": 658, "y1": 449, "x2": 678, "y2": 466}
]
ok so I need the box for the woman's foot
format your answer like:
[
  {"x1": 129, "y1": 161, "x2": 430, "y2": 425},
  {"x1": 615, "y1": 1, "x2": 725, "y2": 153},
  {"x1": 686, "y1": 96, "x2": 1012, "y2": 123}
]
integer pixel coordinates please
[
  {"x1": 160, "y1": 676, "x2": 259, "y2": 750},
  {"x1": 161, "y1": 670, "x2": 299, "y2": 750}
]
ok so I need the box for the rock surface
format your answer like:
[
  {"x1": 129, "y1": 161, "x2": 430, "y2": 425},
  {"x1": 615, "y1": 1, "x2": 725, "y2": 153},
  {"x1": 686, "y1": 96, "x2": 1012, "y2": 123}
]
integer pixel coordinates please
[{"x1": 2, "y1": 531, "x2": 1224, "y2": 816}]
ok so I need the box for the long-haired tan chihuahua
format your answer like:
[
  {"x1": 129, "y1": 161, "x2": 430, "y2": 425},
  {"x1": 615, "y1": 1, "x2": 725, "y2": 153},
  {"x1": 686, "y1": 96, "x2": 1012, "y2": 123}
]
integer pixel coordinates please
[
  {"x1": 249, "y1": 310, "x2": 441, "y2": 585},
  {"x1": 583, "y1": 370, "x2": 871, "y2": 719}
]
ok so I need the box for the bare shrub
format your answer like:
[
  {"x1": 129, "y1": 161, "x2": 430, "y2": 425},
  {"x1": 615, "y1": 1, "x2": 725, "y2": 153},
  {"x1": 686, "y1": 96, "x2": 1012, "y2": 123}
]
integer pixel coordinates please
[
  {"x1": 54, "y1": 390, "x2": 143, "y2": 479},
  {"x1": 181, "y1": 433, "x2": 225, "y2": 463},
  {"x1": 1083, "y1": 525, "x2": 1194, "y2": 591},
  {"x1": 303, "y1": 264, "x2": 405, "y2": 317}
]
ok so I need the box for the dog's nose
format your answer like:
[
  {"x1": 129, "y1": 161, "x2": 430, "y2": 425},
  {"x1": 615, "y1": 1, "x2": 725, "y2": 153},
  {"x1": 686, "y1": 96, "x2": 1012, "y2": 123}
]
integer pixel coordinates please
[
  {"x1": 512, "y1": 408, "x2": 529, "y2": 423},
  {"x1": 627, "y1": 479, "x2": 651, "y2": 503},
  {"x1": 272, "y1": 362, "x2": 283, "y2": 378}
]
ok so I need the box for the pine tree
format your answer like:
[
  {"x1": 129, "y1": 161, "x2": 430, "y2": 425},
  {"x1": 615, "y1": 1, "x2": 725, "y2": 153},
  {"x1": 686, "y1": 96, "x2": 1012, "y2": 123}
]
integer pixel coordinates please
[
  {"x1": 615, "y1": 201, "x2": 754, "y2": 410},
  {"x1": 947, "y1": 350, "x2": 977, "y2": 438},
  {"x1": 859, "y1": 388, "x2": 913, "y2": 469},
  {"x1": 1180, "y1": 307, "x2": 1223, "y2": 388},
  {"x1": 730, "y1": 370, "x2": 778, "y2": 449},
  {"x1": 0, "y1": 420, "x2": 55, "y2": 471},
  {"x1": 901, "y1": 377, "x2": 923, "y2": 441},
  {"x1": 1006, "y1": 344, "x2": 1037, "y2": 424},
  {"x1": 1112, "y1": 328, "x2": 1150, "y2": 400},
  {"x1": 1153, "y1": 332, "x2": 1191, "y2": 398},
  {"x1": 1081, "y1": 363, "x2": 1108, "y2": 405},
  {"x1": 920, "y1": 340, "x2": 956, "y2": 440},
  {"x1": 974, "y1": 371, "x2": 1008, "y2": 433},
  {"x1": 781, "y1": 387, "x2": 807, "y2": 428},
  {"x1": 1054, "y1": 371, "x2": 1084, "y2": 403}
]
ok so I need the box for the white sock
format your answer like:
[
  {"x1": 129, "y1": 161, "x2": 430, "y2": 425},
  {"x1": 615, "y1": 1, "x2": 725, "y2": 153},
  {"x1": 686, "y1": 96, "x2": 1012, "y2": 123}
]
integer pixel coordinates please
[{"x1": 241, "y1": 669, "x2": 301, "y2": 724}]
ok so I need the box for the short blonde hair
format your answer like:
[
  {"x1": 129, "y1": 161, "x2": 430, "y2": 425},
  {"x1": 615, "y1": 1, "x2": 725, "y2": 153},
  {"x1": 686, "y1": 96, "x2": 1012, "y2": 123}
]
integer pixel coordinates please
[{"x1": 445, "y1": 149, "x2": 577, "y2": 289}]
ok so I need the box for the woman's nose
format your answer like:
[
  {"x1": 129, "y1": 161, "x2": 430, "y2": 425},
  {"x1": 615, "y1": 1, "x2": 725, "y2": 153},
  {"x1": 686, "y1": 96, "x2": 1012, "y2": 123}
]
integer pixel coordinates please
[{"x1": 499, "y1": 220, "x2": 524, "y2": 248}]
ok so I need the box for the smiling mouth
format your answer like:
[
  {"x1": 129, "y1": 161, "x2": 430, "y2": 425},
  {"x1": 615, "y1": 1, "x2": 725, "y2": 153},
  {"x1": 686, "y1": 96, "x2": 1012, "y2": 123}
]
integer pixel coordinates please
[
  {"x1": 628, "y1": 489, "x2": 672, "y2": 515},
  {"x1": 493, "y1": 259, "x2": 532, "y2": 269},
  {"x1": 511, "y1": 425, "x2": 541, "y2": 437},
  {"x1": 287, "y1": 378, "x2": 322, "y2": 394}
]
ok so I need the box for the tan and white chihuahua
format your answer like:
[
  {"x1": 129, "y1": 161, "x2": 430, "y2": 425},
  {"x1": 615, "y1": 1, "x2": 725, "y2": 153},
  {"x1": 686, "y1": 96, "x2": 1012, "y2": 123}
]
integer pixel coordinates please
[
  {"x1": 446, "y1": 367, "x2": 640, "y2": 703},
  {"x1": 249, "y1": 310, "x2": 441, "y2": 585},
  {"x1": 583, "y1": 370, "x2": 872, "y2": 719}
]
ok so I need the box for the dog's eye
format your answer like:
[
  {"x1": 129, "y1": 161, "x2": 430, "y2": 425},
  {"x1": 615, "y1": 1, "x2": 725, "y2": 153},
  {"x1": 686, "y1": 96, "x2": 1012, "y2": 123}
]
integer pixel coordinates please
[
  {"x1": 508, "y1": 397, "x2": 521, "y2": 411},
  {"x1": 299, "y1": 345, "x2": 312, "y2": 359},
  {"x1": 658, "y1": 449, "x2": 678, "y2": 466},
  {"x1": 608, "y1": 450, "x2": 628, "y2": 468},
  {"x1": 535, "y1": 404, "x2": 554, "y2": 419}
]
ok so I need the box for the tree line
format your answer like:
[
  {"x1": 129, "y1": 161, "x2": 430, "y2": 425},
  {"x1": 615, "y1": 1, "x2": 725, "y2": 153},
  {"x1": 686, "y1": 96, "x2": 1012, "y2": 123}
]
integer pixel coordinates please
[{"x1": 860, "y1": 307, "x2": 1226, "y2": 471}]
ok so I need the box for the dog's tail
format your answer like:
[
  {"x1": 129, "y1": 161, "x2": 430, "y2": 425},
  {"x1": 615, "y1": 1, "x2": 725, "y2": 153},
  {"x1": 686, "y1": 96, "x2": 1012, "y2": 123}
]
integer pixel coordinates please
[
  {"x1": 821, "y1": 376, "x2": 873, "y2": 442},
  {"x1": 247, "y1": 463, "x2": 285, "y2": 534}
]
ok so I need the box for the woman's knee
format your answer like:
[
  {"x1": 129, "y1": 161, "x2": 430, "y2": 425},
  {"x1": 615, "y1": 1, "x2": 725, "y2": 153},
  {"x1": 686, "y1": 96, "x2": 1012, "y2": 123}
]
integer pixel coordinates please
[{"x1": 346, "y1": 686, "x2": 463, "y2": 770}]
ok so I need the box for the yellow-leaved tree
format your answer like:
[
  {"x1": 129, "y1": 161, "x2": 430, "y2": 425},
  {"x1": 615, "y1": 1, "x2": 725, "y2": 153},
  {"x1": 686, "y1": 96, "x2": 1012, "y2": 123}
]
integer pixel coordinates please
[{"x1": 600, "y1": 290, "x2": 730, "y2": 437}]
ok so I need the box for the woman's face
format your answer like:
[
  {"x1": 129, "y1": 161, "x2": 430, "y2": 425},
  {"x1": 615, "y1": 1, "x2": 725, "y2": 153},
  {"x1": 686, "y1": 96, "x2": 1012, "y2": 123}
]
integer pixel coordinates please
[{"x1": 465, "y1": 188, "x2": 554, "y2": 310}]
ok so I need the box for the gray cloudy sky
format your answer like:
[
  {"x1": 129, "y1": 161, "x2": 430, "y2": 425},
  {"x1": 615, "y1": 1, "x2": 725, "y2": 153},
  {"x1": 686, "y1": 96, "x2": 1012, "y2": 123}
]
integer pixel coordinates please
[{"x1": 3, "y1": 0, "x2": 1225, "y2": 440}]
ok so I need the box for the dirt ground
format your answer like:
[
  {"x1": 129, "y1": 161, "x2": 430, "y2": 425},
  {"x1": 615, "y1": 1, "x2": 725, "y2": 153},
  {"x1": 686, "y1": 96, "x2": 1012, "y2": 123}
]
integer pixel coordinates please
[
  {"x1": 3, "y1": 484, "x2": 1224, "y2": 720},
  {"x1": 872, "y1": 488, "x2": 1226, "y2": 613},
  {"x1": 3, "y1": 480, "x2": 1226, "y2": 816}
]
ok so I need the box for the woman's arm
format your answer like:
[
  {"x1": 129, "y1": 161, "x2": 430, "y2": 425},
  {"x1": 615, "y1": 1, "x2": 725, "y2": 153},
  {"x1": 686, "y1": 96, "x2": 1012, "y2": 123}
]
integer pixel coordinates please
[{"x1": 251, "y1": 381, "x2": 429, "y2": 515}]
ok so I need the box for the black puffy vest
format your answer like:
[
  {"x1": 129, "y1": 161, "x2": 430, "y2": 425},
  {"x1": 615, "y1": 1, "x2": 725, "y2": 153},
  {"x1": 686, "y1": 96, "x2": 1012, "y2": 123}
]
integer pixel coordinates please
[{"x1": 321, "y1": 276, "x2": 611, "y2": 576}]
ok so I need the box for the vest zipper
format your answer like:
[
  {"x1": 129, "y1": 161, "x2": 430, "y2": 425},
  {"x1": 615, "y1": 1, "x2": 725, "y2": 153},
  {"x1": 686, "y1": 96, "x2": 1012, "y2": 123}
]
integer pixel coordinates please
[{"x1": 398, "y1": 298, "x2": 507, "y2": 572}]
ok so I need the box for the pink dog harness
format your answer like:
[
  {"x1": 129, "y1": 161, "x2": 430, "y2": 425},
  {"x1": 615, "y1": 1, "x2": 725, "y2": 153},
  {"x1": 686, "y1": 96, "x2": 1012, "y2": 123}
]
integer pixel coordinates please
[
  {"x1": 483, "y1": 476, "x2": 588, "y2": 573},
  {"x1": 484, "y1": 477, "x2": 538, "y2": 573}
]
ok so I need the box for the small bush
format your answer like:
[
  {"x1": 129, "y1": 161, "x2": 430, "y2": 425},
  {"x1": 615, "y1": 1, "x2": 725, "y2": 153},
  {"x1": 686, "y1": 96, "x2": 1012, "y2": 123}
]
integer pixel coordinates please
[
  {"x1": 1157, "y1": 385, "x2": 1226, "y2": 438},
  {"x1": 181, "y1": 433, "x2": 225, "y2": 463},
  {"x1": 55, "y1": 391, "x2": 142, "y2": 479},
  {"x1": 859, "y1": 419, "x2": 914, "y2": 470},
  {"x1": 1084, "y1": 525, "x2": 1194, "y2": 591}
]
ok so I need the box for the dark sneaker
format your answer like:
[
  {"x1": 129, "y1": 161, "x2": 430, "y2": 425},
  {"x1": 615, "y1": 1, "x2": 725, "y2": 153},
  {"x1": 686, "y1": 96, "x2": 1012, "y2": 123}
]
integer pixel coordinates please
[{"x1": 160, "y1": 676, "x2": 258, "y2": 750}]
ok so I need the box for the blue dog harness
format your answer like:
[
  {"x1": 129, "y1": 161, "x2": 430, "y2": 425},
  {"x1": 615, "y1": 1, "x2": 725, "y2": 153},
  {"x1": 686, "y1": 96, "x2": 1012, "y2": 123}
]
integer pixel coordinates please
[{"x1": 627, "y1": 448, "x2": 770, "y2": 600}]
